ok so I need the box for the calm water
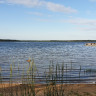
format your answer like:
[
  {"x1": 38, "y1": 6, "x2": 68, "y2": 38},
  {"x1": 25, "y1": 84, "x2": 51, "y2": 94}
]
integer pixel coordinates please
[{"x1": 0, "y1": 41, "x2": 96, "y2": 83}]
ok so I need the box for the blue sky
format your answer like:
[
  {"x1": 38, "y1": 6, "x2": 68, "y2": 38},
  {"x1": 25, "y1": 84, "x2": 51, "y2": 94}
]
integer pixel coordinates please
[{"x1": 0, "y1": 0, "x2": 96, "y2": 40}]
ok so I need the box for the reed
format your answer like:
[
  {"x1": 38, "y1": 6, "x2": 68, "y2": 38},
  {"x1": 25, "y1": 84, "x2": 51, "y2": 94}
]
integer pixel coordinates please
[
  {"x1": 0, "y1": 67, "x2": 2, "y2": 84},
  {"x1": 10, "y1": 64, "x2": 13, "y2": 96},
  {"x1": 0, "y1": 59, "x2": 95, "y2": 96}
]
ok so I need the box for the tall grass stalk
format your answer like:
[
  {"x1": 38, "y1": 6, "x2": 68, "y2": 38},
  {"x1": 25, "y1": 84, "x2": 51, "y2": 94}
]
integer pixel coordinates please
[
  {"x1": 66, "y1": 64, "x2": 67, "y2": 83},
  {"x1": 61, "y1": 62, "x2": 64, "y2": 84},
  {"x1": 10, "y1": 64, "x2": 12, "y2": 84},
  {"x1": 10, "y1": 64, "x2": 13, "y2": 96},
  {"x1": 0, "y1": 67, "x2": 2, "y2": 84},
  {"x1": 79, "y1": 65, "x2": 81, "y2": 78},
  {"x1": 58, "y1": 64, "x2": 60, "y2": 82}
]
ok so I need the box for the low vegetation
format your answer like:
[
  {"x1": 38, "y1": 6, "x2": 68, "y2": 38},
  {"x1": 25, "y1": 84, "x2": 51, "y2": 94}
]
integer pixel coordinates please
[{"x1": 0, "y1": 58, "x2": 96, "y2": 96}]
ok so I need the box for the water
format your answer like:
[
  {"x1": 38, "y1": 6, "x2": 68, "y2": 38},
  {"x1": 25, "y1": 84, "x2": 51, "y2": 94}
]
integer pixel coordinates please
[{"x1": 0, "y1": 41, "x2": 96, "y2": 83}]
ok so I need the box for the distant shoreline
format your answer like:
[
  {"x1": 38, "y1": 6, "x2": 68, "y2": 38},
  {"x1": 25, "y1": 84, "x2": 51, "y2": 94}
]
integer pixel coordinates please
[{"x1": 0, "y1": 39, "x2": 96, "y2": 42}]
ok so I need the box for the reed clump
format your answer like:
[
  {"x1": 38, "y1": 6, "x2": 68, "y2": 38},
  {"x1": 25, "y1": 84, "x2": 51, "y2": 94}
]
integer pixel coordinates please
[{"x1": 0, "y1": 59, "x2": 95, "y2": 96}]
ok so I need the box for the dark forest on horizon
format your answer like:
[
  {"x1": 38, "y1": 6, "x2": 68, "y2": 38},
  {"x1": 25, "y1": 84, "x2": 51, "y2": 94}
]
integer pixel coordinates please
[{"x1": 0, "y1": 39, "x2": 96, "y2": 42}]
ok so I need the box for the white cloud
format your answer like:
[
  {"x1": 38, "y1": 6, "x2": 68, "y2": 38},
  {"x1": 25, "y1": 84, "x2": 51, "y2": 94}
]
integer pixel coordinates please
[
  {"x1": 3, "y1": 0, "x2": 77, "y2": 13},
  {"x1": 45, "y1": 2, "x2": 77, "y2": 13},
  {"x1": 64, "y1": 18, "x2": 96, "y2": 26},
  {"x1": 37, "y1": 18, "x2": 52, "y2": 22},
  {"x1": 28, "y1": 12, "x2": 43, "y2": 16},
  {"x1": 6, "y1": 0, "x2": 42, "y2": 7},
  {"x1": 0, "y1": 0, "x2": 4, "y2": 3},
  {"x1": 68, "y1": 16, "x2": 73, "y2": 18},
  {"x1": 80, "y1": 27, "x2": 96, "y2": 31},
  {"x1": 63, "y1": 18, "x2": 96, "y2": 32}
]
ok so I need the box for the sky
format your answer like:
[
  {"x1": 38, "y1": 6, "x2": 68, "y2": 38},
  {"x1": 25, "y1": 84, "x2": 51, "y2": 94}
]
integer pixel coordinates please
[{"x1": 0, "y1": 0, "x2": 96, "y2": 40}]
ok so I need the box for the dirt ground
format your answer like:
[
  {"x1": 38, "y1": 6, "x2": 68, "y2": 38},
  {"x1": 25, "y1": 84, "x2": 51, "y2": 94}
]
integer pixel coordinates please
[{"x1": 0, "y1": 83, "x2": 96, "y2": 96}]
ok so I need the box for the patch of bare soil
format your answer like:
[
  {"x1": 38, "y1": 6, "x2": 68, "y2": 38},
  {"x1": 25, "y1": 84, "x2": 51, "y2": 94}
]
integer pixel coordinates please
[{"x1": 0, "y1": 84, "x2": 96, "y2": 96}]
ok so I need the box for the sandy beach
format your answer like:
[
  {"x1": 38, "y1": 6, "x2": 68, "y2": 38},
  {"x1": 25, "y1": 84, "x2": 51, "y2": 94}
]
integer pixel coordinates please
[{"x1": 0, "y1": 83, "x2": 96, "y2": 96}]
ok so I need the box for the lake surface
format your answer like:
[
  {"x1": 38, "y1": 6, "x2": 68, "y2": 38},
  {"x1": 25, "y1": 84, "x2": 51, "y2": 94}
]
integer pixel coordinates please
[{"x1": 0, "y1": 41, "x2": 96, "y2": 84}]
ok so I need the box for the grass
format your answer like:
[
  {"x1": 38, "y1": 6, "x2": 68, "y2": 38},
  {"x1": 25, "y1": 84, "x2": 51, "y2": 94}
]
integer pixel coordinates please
[{"x1": 0, "y1": 58, "x2": 96, "y2": 96}]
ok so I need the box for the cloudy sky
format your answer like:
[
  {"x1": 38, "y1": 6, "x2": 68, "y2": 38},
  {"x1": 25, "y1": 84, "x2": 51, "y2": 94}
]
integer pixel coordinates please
[{"x1": 0, "y1": 0, "x2": 96, "y2": 40}]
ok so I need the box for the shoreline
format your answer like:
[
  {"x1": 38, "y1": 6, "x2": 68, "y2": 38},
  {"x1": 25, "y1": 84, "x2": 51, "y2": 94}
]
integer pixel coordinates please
[
  {"x1": 1, "y1": 39, "x2": 96, "y2": 42},
  {"x1": 0, "y1": 83, "x2": 96, "y2": 88}
]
